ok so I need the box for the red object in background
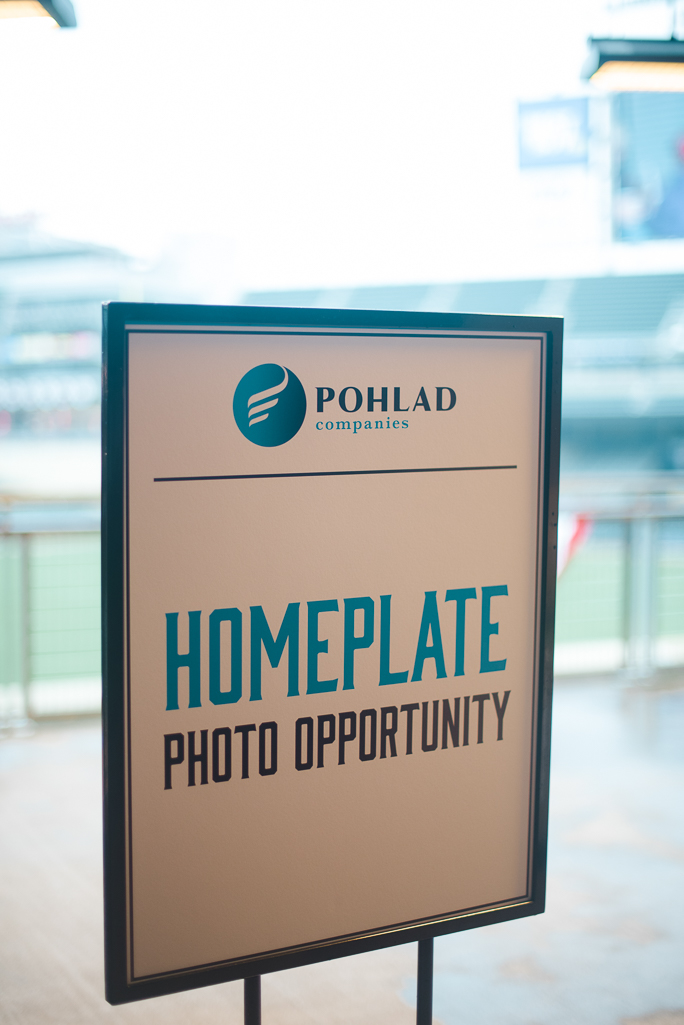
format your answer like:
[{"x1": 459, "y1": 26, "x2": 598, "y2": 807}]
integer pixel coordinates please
[{"x1": 557, "y1": 514, "x2": 591, "y2": 576}]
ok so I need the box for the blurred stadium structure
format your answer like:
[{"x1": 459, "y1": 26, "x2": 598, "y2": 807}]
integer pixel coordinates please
[
  {"x1": 0, "y1": 217, "x2": 110, "y2": 723},
  {"x1": 3, "y1": 189, "x2": 684, "y2": 723}
]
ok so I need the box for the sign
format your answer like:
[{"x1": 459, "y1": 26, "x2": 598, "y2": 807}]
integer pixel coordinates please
[{"x1": 102, "y1": 302, "x2": 561, "y2": 1005}]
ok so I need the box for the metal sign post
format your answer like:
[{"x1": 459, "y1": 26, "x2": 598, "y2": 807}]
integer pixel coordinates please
[
  {"x1": 416, "y1": 939, "x2": 434, "y2": 1025},
  {"x1": 242, "y1": 938, "x2": 433, "y2": 1025},
  {"x1": 243, "y1": 976, "x2": 261, "y2": 1025},
  {"x1": 102, "y1": 302, "x2": 561, "y2": 1009}
]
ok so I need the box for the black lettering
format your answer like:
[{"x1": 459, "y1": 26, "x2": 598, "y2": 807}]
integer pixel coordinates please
[
  {"x1": 259, "y1": 721, "x2": 278, "y2": 776},
  {"x1": 380, "y1": 705, "x2": 398, "y2": 758},
  {"x1": 463, "y1": 695, "x2": 470, "y2": 746},
  {"x1": 188, "y1": 729, "x2": 208, "y2": 786},
  {"x1": 339, "y1": 386, "x2": 363, "y2": 412},
  {"x1": 436, "y1": 387, "x2": 456, "y2": 411},
  {"x1": 359, "y1": 708, "x2": 377, "y2": 761},
  {"x1": 421, "y1": 700, "x2": 439, "y2": 752},
  {"x1": 164, "y1": 732, "x2": 184, "y2": 789},
  {"x1": 413, "y1": 387, "x2": 431, "y2": 411},
  {"x1": 317, "y1": 713, "x2": 336, "y2": 767},
  {"x1": 472, "y1": 693, "x2": 490, "y2": 743},
  {"x1": 441, "y1": 698, "x2": 460, "y2": 749},
  {"x1": 338, "y1": 711, "x2": 357, "y2": 764},
  {"x1": 212, "y1": 726, "x2": 232, "y2": 782},
  {"x1": 492, "y1": 690, "x2": 511, "y2": 740},
  {"x1": 295, "y1": 716, "x2": 314, "y2": 770},
  {"x1": 234, "y1": 723, "x2": 256, "y2": 778},
  {"x1": 368, "y1": 386, "x2": 388, "y2": 412},
  {"x1": 400, "y1": 702, "x2": 420, "y2": 754},
  {"x1": 317, "y1": 387, "x2": 335, "y2": 412},
  {"x1": 393, "y1": 386, "x2": 409, "y2": 411}
]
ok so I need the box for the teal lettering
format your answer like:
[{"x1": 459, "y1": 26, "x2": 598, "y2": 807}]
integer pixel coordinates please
[
  {"x1": 166, "y1": 611, "x2": 201, "y2": 710},
  {"x1": 379, "y1": 594, "x2": 408, "y2": 685},
  {"x1": 445, "y1": 587, "x2": 477, "y2": 676},
  {"x1": 250, "y1": 603, "x2": 300, "y2": 700},
  {"x1": 480, "y1": 586, "x2": 508, "y2": 673},
  {"x1": 343, "y1": 597, "x2": 374, "y2": 690},
  {"x1": 411, "y1": 591, "x2": 447, "y2": 681},
  {"x1": 307, "y1": 600, "x2": 339, "y2": 693},
  {"x1": 209, "y1": 608, "x2": 242, "y2": 704}
]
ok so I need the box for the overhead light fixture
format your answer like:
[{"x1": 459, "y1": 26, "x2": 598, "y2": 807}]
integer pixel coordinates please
[
  {"x1": 583, "y1": 37, "x2": 684, "y2": 91},
  {"x1": 0, "y1": 0, "x2": 76, "y2": 27}
]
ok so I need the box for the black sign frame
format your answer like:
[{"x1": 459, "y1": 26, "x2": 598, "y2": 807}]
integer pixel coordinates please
[{"x1": 102, "y1": 301, "x2": 562, "y2": 1005}]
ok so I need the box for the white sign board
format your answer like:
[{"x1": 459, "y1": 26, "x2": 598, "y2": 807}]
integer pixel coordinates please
[{"x1": 102, "y1": 303, "x2": 561, "y2": 1004}]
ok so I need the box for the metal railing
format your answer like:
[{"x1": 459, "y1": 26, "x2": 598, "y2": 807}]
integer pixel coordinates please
[
  {"x1": 1, "y1": 518, "x2": 683, "y2": 722},
  {"x1": 0, "y1": 531, "x2": 100, "y2": 722},
  {"x1": 554, "y1": 515, "x2": 684, "y2": 675}
]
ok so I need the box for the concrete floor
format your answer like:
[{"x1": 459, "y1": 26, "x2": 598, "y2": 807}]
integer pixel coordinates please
[{"x1": 0, "y1": 676, "x2": 683, "y2": 1025}]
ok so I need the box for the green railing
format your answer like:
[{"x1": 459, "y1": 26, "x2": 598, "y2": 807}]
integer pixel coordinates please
[{"x1": 0, "y1": 532, "x2": 100, "y2": 720}]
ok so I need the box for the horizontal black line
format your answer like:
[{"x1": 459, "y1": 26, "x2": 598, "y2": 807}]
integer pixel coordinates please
[{"x1": 154, "y1": 465, "x2": 517, "y2": 482}]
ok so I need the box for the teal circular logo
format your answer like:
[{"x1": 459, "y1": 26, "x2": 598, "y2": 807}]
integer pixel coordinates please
[{"x1": 233, "y1": 363, "x2": 306, "y2": 447}]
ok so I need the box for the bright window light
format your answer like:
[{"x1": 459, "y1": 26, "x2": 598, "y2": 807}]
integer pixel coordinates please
[
  {"x1": 0, "y1": 1, "x2": 53, "y2": 18},
  {"x1": 0, "y1": 0, "x2": 75, "y2": 26},
  {"x1": 591, "y1": 59, "x2": 684, "y2": 91}
]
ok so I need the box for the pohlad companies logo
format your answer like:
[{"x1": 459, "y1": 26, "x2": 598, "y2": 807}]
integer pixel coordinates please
[
  {"x1": 233, "y1": 364, "x2": 307, "y2": 447},
  {"x1": 233, "y1": 363, "x2": 457, "y2": 446}
]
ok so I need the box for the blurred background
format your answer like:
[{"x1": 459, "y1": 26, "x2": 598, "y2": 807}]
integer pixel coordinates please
[{"x1": 0, "y1": 1, "x2": 683, "y2": 1024}]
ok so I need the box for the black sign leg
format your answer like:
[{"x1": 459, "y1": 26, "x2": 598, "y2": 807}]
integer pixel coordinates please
[
  {"x1": 416, "y1": 938, "x2": 434, "y2": 1025},
  {"x1": 244, "y1": 976, "x2": 261, "y2": 1025}
]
